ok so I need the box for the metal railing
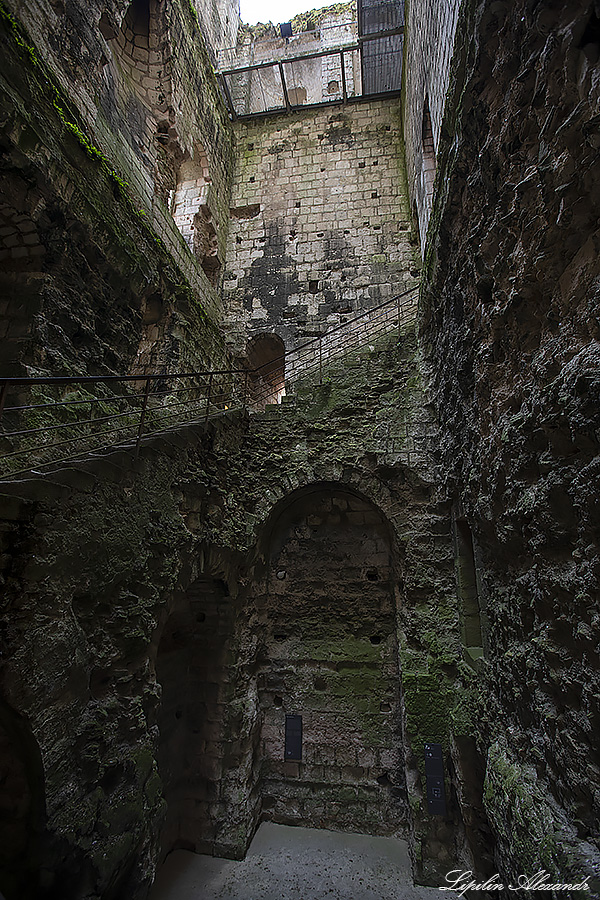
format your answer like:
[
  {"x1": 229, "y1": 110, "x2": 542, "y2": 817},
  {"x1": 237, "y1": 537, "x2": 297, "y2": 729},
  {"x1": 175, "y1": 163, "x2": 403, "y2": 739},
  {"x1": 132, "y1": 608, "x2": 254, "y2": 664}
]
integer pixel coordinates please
[
  {"x1": 0, "y1": 285, "x2": 418, "y2": 480},
  {"x1": 217, "y1": 24, "x2": 404, "y2": 118}
]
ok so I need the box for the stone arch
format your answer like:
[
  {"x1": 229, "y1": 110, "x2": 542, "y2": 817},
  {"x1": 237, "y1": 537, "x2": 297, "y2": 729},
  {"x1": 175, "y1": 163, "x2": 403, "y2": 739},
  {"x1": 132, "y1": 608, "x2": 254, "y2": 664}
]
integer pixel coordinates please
[
  {"x1": 107, "y1": 0, "x2": 170, "y2": 115},
  {"x1": 0, "y1": 702, "x2": 45, "y2": 900},
  {"x1": 247, "y1": 462, "x2": 403, "y2": 558},
  {"x1": 101, "y1": 0, "x2": 178, "y2": 201},
  {"x1": 248, "y1": 481, "x2": 409, "y2": 836},
  {"x1": 246, "y1": 332, "x2": 286, "y2": 407}
]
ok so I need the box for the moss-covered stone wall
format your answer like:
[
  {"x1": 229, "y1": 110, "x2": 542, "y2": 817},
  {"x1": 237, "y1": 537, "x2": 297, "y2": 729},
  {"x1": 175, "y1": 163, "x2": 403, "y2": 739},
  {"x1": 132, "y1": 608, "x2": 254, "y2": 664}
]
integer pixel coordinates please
[
  {"x1": 0, "y1": 0, "x2": 235, "y2": 382},
  {"x1": 0, "y1": 324, "x2": 471, "y2": 896},
  {"x1": 419, "y1": 0, "x2": 600, "y2": 890}
]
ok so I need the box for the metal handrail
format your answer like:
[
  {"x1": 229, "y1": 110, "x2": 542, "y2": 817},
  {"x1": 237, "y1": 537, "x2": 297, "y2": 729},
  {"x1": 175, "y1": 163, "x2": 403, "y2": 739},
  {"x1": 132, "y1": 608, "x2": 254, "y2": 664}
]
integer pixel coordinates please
[{"x1": 0, "y1": 286, "x2": 418, "y2": 479}]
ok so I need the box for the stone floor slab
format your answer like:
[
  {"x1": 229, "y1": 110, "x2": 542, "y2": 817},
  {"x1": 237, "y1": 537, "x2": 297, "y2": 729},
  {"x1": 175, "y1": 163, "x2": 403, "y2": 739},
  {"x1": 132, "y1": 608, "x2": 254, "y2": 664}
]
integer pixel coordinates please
[{"x1": 149, "y1": 823, "x2": 443, "y2": 900}]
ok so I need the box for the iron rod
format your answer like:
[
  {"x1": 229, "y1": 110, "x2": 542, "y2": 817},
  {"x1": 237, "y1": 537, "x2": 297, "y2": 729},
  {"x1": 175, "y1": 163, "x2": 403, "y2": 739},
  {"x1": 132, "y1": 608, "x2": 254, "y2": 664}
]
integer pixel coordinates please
[
  {"x1": 135, "y1": 378, "x2": 151, "y2": 459},
  {"x1": 205, "y1": 374, "x2": 213, "y2": 423}
]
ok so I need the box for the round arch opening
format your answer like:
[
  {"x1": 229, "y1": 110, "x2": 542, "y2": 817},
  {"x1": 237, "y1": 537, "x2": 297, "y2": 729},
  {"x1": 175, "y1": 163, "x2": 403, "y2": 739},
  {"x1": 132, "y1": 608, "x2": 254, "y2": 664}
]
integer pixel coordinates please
[{"x1": 250, "y1": 481, "x2": 408, "y2": 837}]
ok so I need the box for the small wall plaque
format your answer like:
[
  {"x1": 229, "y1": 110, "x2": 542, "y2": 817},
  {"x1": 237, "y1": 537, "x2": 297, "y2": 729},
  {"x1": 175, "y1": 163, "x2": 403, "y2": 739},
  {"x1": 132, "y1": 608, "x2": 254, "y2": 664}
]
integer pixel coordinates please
[
  {"x1": 285, "y1": 714, "x2": 302, "y2": 761},
  {"x1": 424, "y1": 743, "x2": 446, "y2": 816}
]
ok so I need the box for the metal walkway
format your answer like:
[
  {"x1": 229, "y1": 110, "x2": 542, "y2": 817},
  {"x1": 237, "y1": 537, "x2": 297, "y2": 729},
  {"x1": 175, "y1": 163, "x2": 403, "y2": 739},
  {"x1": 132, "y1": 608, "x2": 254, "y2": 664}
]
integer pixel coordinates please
[{"x1": 0, "y1": 286, "x2": 418, "y2": 480}]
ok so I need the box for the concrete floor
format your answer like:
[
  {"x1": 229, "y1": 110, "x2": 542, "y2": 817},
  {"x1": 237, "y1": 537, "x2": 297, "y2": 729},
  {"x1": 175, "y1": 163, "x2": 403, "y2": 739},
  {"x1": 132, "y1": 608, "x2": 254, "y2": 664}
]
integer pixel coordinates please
[{"x1": 149, "y1": 823, "x2": 442, "y2": 900}]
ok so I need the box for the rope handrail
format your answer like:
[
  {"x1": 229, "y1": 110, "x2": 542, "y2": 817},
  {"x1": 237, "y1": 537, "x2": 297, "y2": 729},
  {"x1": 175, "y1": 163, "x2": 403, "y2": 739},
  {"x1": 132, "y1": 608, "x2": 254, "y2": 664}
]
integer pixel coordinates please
[{"x1": 0, "y1": 285, "x2": 419, "y2": 479}]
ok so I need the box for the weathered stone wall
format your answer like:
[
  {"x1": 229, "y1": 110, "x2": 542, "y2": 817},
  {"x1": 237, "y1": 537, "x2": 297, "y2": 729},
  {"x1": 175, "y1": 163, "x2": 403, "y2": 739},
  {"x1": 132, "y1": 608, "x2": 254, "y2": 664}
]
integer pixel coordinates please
[
  {"x1": 0, "y1": 0, "x2": 236, "y2": 382},
  {"x1": 256, "y1": 487, "x2": 406, "y2": 837},
  {"x1": 0, "y1": 326, "x2": 471, "y2": 896},
  {"x1": 193, "y1": 0, "x2": 240, "y2": 62},
  {"x1": 223, "y1": 99, "x2": 420, "y2": 358},
  {"x1": 220, "y1": 7, "x2": 359, "y2": 113},
  {"x1": 420, "y1": 0, "x2": 600, "y2": 890},
  {"x1": 403, "y1": 0, "x2": 459, "y2": 251}
]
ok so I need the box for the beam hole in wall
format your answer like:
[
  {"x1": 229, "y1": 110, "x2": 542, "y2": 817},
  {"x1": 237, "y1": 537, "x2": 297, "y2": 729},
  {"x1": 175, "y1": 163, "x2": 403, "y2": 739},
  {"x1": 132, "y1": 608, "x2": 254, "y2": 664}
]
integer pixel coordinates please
[
  {"x1": 273, "y1": 695, "x2": 283, "y2": 708},
  {"x1": 246, "y1": 333, "x2": 286, "y2": 407},
  {"x1": 231, "y1": 204, "x2": 261, "y2": 220},
  {"x1": 366, "y1": 568, "x2": 379, "y2": 581},
  {"x1": 370, "y1": 634, "x2": 382, "y2": 645},
  {"x1": 309, "y1": 280, "x2": 319, "y2": 293}
]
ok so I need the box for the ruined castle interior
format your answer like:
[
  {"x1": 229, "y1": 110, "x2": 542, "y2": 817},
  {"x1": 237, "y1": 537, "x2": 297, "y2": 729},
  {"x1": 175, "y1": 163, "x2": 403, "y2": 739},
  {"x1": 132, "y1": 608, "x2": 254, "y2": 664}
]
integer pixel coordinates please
[{"x1": 0, "y1": 0, "x2": 599, "y2": 897}]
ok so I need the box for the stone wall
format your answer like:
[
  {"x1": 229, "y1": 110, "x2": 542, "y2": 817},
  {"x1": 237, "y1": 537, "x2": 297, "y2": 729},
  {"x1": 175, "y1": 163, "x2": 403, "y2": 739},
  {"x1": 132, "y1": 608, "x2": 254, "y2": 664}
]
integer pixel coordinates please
[
  {"x1": 193, "y1": 0, "x2": 240, "y2": 63},
  {"x1": 403, "y1": 0, "x2": 459, "y2": 251},
  {"x1": 255, "y1": 487, "x2": 406, "y2": 837},
  {"x1": 0, "y1": 0, "x2": 236, "y2": 383},
  {"x1": 223, "y1": 99, "x2": 420, "y2": 359},
  {"x1": 0, "y1": 324, "x2": 474, "y2": 896},
  {"x1": 420, "y1": 0, "x2": 600, "y2": 890}
]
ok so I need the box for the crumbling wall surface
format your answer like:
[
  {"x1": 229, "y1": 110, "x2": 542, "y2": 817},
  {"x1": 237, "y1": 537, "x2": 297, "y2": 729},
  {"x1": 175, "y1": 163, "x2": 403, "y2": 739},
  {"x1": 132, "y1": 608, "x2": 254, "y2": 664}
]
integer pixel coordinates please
[
  {"x1": 0, "y1": 330, "x2": 466, "y2": 897},
  {"x1": 223, "y1": 100, "x2": 420, "y2": 355},
  {"x1": 1, "y1": 0, "x2": 235, "y2": 328},
  {"x1": 421, "y1": 0, "x2": 600, "y2": 888},
  {"x1": 206, "y1": 331, "x2": 477, "y2": 883},
  {"x1": 0, "y1": 414, "x2": 254, "y2": 900},
  {"x1": 403, "y1": 0, "x2": 460, "y2": 249},
  {"x1": 256, "y1": 487, "x2": 406, "y2": 837},
  {"x1": 0, "y1": 3, "x2": 232, "y2": 381},
  {"x1": 192, "y1": 0, "x2": 240, "y2": 62}
]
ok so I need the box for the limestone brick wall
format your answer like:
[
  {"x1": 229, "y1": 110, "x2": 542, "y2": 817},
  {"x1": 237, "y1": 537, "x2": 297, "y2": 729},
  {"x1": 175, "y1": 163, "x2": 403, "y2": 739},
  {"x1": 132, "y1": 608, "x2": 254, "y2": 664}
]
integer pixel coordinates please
[
  {"x1": 257, "y1": 489, "x2": 406, "y2": 837},
  {"x1": 223, "y1": 99, "x2": 420, "y2": 359},
  {"x1": 403, "y1": 0, "x2": 460, "y2": 251},
  {"x1": 3, "y1": 0, "x2": 236, "y2": 321},
  {"x1": 0, "y1": 0, "x2": 235, "y2": 384}
]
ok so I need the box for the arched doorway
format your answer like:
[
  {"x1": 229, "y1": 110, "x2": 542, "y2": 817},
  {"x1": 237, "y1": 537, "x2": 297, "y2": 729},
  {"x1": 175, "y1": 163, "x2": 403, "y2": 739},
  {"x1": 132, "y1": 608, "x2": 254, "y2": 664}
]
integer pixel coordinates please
[
  {"x1": 0, "y1": 703, "x2": 45, "y2": 900},
  {"x1": 252, "y1": 482, "x2": 408, "y2": 836},
  {"x1": 246, "y1": 333, "x2": 285, "y2": 408}
]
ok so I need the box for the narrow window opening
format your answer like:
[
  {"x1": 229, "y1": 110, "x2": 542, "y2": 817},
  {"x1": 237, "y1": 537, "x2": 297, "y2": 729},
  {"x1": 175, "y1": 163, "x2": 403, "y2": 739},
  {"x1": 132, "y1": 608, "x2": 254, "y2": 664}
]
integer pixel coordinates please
[
  {"x1": 452, "y1": 512, "x2": 484, "y2": 666},
  {"x1": 422, "y1": 95, "x2": 436, "y2": 210}
]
